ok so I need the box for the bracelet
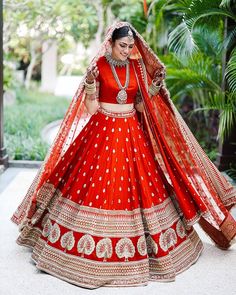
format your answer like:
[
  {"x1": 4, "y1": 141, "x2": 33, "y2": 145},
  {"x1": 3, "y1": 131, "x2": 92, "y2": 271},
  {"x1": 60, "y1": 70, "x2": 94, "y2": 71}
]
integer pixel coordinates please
[
  {"x1": 84, "y1": 79, "x2": 96, "y2": 95},
  {"x1": 149, "y1": 80, "x2": 161, "y2": 96}
]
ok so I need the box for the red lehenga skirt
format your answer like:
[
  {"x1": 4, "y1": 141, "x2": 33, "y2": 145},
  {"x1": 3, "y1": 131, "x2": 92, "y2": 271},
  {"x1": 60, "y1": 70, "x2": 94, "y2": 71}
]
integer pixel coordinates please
[{"x1": 12, "y1": 107, "x2": 203, "y2": 288}]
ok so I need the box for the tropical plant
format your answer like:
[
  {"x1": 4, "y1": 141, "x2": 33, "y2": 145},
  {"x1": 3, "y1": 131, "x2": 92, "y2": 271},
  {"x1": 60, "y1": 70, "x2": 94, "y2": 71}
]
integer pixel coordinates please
[{"x1": 166, "y1": 0, "x2": 236, "y2": 141}]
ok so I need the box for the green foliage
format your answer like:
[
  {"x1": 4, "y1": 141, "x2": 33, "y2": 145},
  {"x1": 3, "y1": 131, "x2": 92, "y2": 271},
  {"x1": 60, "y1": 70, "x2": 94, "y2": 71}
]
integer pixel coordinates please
[
  {"x1": 192, "y1": 92, "x2": 236, "y2": 141},
  {"x1": 185, "y1": 112, "x2": 218, "y2": 161},
  {"x1": 3, "y1": 0, "x2": 98, "y2": 88},
  {"x1": 3, "y1": 52, "x2": 21, "y2": 91},
  {"x1": 4, "y1": 88, "x2": 70, "y2": 160},
  {"x1": 225, "y1": 48, "x2": 236, "y2": 93},
  {"x1": 150, "y1": 0, "x2": 236, "y2": 157},
  {"x1": 104, "y1": 0, "x2": 147, "y2": 34},
  {"x1": 163, "y1": 47, "x2": 222, "y2": 107},
  {"x1": 167, "y1": 0, "x2": 231, "y2": 58},
  {"x1": 3, "y1": 64, "x2": 15, "y2": 91},
  {"x1": 68, "y1": 3, "x2": 98, "y2": 47},
  {"x1": 155, "y1": 0, "x2": 236, "y2": 142},
  {"x1": 225, "y1": 163, "x2": 236, "y2": 182},
  {"x1": 4, "y1": 0, "x2": 98, "y2": 44},
  {"x1": 144, "y1": 0, "x2": 177, "y2": 52}
]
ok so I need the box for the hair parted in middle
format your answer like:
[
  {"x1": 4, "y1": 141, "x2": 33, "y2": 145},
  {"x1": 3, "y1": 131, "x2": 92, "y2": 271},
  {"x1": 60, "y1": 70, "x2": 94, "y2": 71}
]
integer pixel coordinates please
[{"x1": 111, "y1": 25, "x2": 137, "y2": 42}]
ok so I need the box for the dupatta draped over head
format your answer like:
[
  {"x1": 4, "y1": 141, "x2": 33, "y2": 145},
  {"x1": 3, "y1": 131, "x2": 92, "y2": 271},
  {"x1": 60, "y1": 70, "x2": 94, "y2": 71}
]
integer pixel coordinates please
[{"x1": 12, "y1": 21, "x2": 236, "y2": 248}]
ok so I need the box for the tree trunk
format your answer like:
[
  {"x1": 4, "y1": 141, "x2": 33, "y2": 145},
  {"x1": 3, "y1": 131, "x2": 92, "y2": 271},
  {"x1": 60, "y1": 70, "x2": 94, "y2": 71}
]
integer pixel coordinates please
[
  {"x1": 106, "y1": 4, "x2": 115, "y2": 27},
  {"x1": 24, "y1": 42, "x2": 38, "y2": 89},
  {"x1": 94, "y1": 0, "x2": 104, "y2": 45}
]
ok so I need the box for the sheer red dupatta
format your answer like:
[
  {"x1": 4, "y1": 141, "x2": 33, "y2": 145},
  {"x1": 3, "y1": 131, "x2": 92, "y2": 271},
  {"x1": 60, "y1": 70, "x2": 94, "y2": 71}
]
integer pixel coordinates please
[
  {"x1": 11, "y1": 21, "x2": 236, "y2": 248},
  {"x1": 131, "y1": 58, "x2": 236, "y2": 247}
]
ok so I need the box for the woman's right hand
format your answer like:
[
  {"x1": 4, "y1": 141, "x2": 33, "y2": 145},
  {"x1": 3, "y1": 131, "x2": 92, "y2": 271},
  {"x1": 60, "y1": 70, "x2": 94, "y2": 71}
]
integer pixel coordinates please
[{"x1": 86, "y1": 63, "x2": 99, "y2": 83}]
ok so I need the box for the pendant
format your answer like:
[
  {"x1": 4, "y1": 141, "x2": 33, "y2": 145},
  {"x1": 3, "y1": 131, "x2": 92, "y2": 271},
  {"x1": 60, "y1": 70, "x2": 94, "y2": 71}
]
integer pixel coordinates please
[{"x1": 116, "y1": 89, "x2": 127, "y2": 104}]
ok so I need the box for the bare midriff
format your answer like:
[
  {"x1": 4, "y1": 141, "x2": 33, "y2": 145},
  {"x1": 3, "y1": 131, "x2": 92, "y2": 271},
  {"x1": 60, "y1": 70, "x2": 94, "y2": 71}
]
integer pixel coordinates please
[{"x1": 99, "y1": 102, "x2": 134, "y2": 112}]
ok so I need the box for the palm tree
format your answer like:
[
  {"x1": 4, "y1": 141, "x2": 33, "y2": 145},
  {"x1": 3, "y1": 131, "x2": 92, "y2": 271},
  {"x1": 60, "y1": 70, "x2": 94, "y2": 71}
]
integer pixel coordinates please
[{"x1": 167, "y1": 0, "x2": 236, "y2": 141}]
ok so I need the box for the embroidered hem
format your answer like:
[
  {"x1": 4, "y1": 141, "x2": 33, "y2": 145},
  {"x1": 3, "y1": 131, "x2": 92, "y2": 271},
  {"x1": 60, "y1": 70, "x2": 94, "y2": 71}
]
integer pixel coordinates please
[{"x1": 16, "y1": 229, "x2": 203, "y2": 289}]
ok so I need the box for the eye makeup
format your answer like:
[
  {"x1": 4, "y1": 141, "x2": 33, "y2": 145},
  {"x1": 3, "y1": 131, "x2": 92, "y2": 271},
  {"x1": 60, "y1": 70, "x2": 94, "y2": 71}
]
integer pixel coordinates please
[{"x1": 119, "y1": 42, "x2": 134, "y2": 48}]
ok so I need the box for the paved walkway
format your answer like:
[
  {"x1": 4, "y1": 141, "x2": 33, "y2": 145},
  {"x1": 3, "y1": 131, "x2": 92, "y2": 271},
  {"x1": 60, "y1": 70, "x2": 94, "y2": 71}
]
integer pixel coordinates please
[{"x1": 0, "y1": 167, "x2": 236, "y2": 295}]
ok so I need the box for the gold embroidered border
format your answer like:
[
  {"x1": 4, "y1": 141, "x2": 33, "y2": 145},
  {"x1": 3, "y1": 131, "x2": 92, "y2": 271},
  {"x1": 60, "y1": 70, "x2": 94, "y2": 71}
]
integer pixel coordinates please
[
  {"x1": 220, "y1": 213, "x2": 236, "y2": 241},
  {"x1": 29, "y1": 230, "x2": 202, "y2": 288},
  {"x1": 97, "y1": 106, "x2": 136, "y2": 118},
  {"x1": 16, "y1": 225, "x2": 42, "y2": 249},
  {"x1": 49, "y1": 196, "x2": 179, "y2": 237},
  {"x1": 150, "y1": 231, "x2": 203, "y2": 281}
]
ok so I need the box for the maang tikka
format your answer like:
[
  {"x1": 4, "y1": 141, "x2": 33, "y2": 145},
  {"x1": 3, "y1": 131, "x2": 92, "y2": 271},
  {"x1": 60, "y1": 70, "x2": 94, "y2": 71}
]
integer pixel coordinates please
[{"x1": 127, "y1": 27, "x2": 134, "y2": 40}]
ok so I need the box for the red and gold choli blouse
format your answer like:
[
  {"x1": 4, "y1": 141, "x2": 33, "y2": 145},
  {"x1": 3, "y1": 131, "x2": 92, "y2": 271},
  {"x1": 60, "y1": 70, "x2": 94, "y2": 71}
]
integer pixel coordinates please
[{"x1": 96, "y1": 56, "x2": 139, "y2": 104}]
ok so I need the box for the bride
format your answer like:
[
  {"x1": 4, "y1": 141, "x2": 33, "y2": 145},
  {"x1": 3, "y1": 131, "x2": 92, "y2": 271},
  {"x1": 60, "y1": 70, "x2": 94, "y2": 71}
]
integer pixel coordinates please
[{"x1": 11, "y1": 21, "x2": 236, "y2": 289}]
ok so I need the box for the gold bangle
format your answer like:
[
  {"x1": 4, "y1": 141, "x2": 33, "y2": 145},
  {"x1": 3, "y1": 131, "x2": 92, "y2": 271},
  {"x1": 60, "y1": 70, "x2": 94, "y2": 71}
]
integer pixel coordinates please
[
  {"x1": 85, "y1": 78, "x2": 95, "y2": 85},
  {"x1": 84, "y1": 79, "x2": 96, "y2": 94},
  {"x1": 149, "y1": 80, "x2": 161, "y2": 96},
  {"x1": 85, "y1": 88, "x2": 96, "y2": 95},
  {"x1": 84, "y1": 79, "x2": 96, "y2": 87}
]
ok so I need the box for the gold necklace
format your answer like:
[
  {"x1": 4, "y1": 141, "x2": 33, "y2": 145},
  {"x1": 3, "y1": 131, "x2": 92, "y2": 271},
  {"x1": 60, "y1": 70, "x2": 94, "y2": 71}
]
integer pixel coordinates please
[
  {"x1": 104, "y1": 52, "x2": 129, "y2": 67},
  {"x1": 109, "y1": 62, "x2": 130, "y2": 104}
]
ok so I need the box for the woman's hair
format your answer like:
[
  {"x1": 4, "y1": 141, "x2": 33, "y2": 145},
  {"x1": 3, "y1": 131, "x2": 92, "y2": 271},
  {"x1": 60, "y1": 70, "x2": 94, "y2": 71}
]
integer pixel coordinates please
[{"x1": 111, "y1": 26, "x2": 137, "y2": 42}]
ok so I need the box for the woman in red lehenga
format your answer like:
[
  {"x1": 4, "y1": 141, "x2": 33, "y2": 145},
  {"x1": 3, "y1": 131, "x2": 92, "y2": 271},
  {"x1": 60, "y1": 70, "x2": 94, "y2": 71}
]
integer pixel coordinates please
[{"x1": 11, "y1": 21, "x2": 236, "y2": 289}]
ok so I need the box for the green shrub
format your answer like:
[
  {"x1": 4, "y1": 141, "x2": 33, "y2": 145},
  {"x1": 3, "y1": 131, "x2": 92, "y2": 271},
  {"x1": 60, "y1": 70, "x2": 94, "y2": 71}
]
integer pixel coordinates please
[{"x1": 4, "y1": 88, "x2": 70, "y2": 160}]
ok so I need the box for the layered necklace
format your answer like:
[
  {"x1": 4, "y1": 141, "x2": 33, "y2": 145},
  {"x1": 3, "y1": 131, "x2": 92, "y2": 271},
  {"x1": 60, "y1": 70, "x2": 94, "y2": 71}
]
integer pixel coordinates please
[{"x1": 105, "y1": 52, "x2": 130, "y2": 104}]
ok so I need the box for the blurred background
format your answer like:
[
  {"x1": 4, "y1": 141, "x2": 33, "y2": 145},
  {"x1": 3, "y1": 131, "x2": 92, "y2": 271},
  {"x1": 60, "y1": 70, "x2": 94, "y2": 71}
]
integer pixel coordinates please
[{"x1": 1, "y1": 0, "x2": 236, "y2": 178}]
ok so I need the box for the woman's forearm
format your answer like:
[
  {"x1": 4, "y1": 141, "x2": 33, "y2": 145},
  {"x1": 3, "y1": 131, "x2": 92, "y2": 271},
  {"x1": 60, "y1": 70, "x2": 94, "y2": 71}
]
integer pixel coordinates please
[
  {"x1": 84, "y1": 94, "x2": 99, "y2": 115},
  {"x1": 83, "y1": 75, "x2": 99, "y2": 115}
]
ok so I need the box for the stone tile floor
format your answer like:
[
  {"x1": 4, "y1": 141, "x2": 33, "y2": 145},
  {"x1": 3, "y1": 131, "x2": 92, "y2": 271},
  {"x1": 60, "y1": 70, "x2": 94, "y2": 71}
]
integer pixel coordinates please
[{"x1": 0, "y1": 167, "x2": 235, "y2": 295}]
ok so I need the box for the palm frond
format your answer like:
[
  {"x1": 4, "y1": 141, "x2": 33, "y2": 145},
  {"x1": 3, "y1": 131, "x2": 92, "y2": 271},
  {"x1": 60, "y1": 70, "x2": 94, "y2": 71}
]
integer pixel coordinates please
[
  {"x1": 166, "y1": 69, "x2": 203, "y2": 100},
  {"x1": 166, "y1": 68, "x2": 221, "y2": 104},
  {"x1": 220, "y1": 0, "x2": 234, "y2": 10},
  {"x1": 165, "y1": 0, "x2": 197, "y2": 14},
  {"x1": 192, "y1": 92, "x2": 236, "y2": 140},
  {"x1": 168, "y1": 0, "x2": 236, "y2": 58},
  {"x1": 193, "y1": 25, "x2": 223, "y2": 58},
  {"x1": 145, "y1": 0, "x2": 177, "y2": 51},
  {"x1": 183, "y1": 0, "x2": 236, "y2": 22},
  {"x1": 225, "y1": 48, "x2": 236, "y2": 93},
  {"x1": 147, "y1": 0, "x2": 169, "y2": 16},
  {"x1": 221, "y1": 26, "x2": 236, "y2": 53},
  {"x1": 166, "y1": 52, "x2": 222, "y2": 88},
  {"x1": 168, "y1": 21, "x2": 198, "y2": 58}
]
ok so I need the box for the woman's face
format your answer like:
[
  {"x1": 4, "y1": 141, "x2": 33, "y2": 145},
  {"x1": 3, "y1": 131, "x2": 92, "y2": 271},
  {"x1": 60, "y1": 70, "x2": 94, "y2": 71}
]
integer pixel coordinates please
[{"x1": 111, "y1": 36, "x2": 135, "y2": 61}]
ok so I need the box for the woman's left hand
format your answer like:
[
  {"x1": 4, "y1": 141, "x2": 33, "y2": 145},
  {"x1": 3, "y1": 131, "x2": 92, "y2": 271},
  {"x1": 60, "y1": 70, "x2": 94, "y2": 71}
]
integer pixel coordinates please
[
  {"x1": 153, "y1": 69, "x2": 165, "y2": 87},
  {"x1": 86, "y1": 63, "x2": 99, "y2": 83},
  {"x1": 152, "y1": 78, "x2": 162, "y2": 88}
]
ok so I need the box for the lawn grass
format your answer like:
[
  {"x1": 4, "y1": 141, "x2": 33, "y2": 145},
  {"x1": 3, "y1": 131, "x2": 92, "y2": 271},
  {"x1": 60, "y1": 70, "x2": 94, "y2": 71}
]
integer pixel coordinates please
[{"x1": 4, "y1": 88, "x2": 70, "y2": 160}]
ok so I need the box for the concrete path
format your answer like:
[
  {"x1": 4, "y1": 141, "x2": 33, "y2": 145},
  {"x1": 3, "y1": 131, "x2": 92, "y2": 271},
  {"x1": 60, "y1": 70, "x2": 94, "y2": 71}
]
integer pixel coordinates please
[
  {"x1": 0, "y1": 168, "x2": 236, "y2": 295},
  {"x1": 41, "y1": 115, "x2": 90, "y2": 145}
]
